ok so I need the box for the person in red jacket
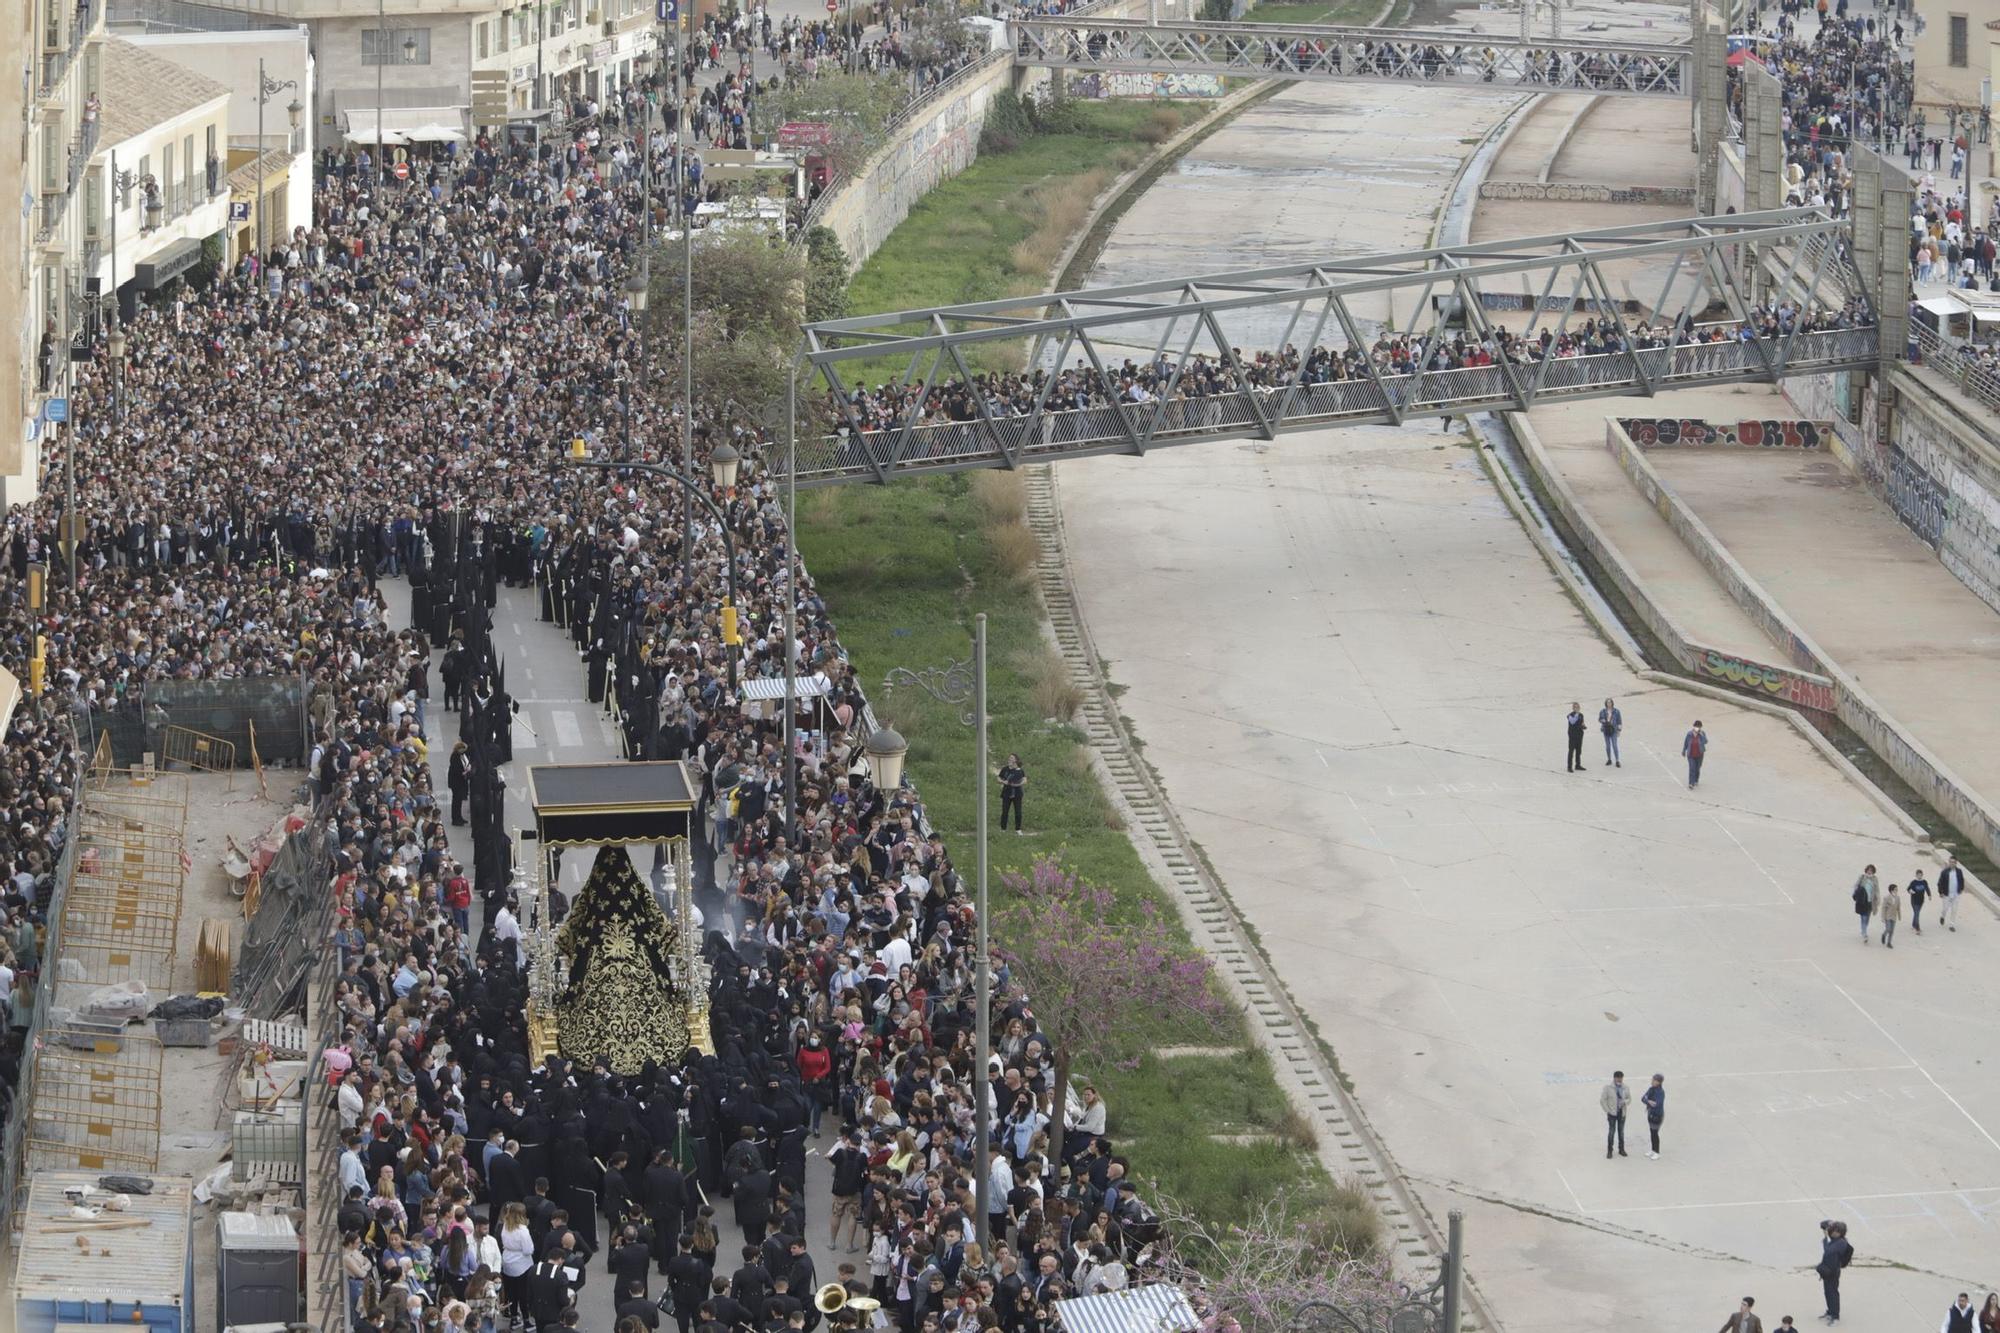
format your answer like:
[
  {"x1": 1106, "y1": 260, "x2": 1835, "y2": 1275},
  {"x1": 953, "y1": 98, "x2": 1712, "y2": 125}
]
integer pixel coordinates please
[{"x1": 796, "y1": 1033, "x2": 833, "y2": 1135}]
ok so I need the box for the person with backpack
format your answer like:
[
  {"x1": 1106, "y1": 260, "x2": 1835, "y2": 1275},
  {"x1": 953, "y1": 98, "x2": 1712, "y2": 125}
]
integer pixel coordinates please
[
  {"x1": 1682, "y1": 721, "x2": 1709, "y2": 788},
  {"x1": 1852, "y1": 866, "x2": 1878, "y2": 943},
  {"x1": 1815, "y1": 1219, "x2": 1853, "y2": 1323}
]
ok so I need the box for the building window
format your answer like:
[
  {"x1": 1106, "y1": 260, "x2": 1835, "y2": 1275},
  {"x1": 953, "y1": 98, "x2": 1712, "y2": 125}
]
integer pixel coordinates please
[
  {"x1": 362, "y1": 26, "x2": 432, "y2": 65},
  {"x1": 183, "y1": 134, "x2": 195, "y2": 212},
  {"x1": 162, "y1": 143, "x2": 174, "y2": 216},
  {"x1": 477, "y1": 21, "x2": 489, "y2": 58},
  {"x1": 84, "y1": 171, "x2": 101, "y2": 238},
  {"x1": 41, "y1": 123, "x2": 61, "y2": 192},
  {"x1": 205, "y1": 125, "x2": 218, "y2": 194},
  {"x1": 1948, "y1": 14, "x2": 1968, "y2": 66}
]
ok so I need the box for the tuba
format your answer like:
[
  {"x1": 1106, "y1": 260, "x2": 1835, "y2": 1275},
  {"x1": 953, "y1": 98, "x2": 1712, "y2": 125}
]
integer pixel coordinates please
[{"x1": 814, "y1": 1285, "x2": 849, "y2": 1316}]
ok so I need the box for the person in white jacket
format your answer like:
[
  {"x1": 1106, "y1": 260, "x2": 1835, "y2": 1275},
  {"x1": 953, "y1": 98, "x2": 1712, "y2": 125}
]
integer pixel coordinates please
[{"x1": 473, "y1": 1217, "x2": 504, "y2": 1282}]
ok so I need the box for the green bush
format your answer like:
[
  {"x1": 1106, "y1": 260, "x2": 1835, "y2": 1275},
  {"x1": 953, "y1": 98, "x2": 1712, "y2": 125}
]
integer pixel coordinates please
[
  {"x1": 1027, "y1": 93, "x2": 1088, "y2": 137},
  {"x1": 980, "y1": 89, "x2": 1034, "y2": 155}
]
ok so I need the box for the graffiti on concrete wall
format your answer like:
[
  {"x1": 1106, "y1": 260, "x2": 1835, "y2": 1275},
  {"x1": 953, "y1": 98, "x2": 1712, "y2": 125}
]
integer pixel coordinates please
[
  {"x1": 1619, "y1": 418, "x2": 1826, "y2": 448},
  {"x1": 1883, "y1": 446, "x2": 1947, "y2": 551},
  {"x1": 1479, "y1": 180, "x2": 1698, "y2": 205},
  {"x1": 1695, "y1": 650, "x2": 1837, "y2": 713},
  {"x1": 1074, "y1": 71, "x2": 1225, "y2": 98}
]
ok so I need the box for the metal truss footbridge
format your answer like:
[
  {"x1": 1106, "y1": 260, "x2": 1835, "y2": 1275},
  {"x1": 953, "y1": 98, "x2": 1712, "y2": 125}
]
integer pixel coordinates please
[
  {"x1": 787, "y1": 209, "x2": 1877, "y2": 489},
  {"x1": 1009, "y1": 16, "x2": 1692, "y2": 98}
]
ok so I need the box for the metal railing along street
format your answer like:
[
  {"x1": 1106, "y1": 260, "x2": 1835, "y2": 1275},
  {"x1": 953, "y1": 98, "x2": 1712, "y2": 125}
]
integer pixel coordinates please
[{"x1": 1909, "y1": 321, "x2": 2000, "y2": 414}]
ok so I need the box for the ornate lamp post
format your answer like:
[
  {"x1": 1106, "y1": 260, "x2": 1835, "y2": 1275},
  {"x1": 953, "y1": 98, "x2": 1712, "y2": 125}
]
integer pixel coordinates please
[
  {"x1": 255, "y1": 61, "x2": 301, "y2": 262},
  {"x1": 877, "y1": 615, "x2": 991, "y2": 1252}
]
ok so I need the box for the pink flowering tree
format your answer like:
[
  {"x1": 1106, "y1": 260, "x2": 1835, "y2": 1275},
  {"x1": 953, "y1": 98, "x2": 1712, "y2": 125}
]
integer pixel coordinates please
[
  {"x1": 996, "y1": 854, "x2": 1227, "y2": 1135},
  {"x1": 1140, "y1": 1187, "x2": 1405, "y2": 1333}
]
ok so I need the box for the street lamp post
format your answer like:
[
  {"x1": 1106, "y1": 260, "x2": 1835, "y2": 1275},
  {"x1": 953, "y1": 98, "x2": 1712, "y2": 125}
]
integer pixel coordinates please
[
  {"x1": 103, "y1": 150, "x2": 147, "y2": 431},
  {"x1": 876, "y1": 615, "x2": 991, "y2": 1254},
  {"x1": 567, "y1": 444, "x2": 741, "y2": 689},
  {"x1": 255, "y1": 58, "x2": 301, "y2": 264}
]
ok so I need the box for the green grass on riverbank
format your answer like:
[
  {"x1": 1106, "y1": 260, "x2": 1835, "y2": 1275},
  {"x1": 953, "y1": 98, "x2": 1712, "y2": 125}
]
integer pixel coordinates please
[
  {"x1": 841, "y1": 99, "x2": 1193, "y2": 381},
  {"x1": 800, "y1": 98, "x2": 1372, "y2": 1243}
]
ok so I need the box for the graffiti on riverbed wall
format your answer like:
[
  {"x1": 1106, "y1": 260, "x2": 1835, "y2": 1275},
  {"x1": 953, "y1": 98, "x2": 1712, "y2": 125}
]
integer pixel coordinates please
[
  {"x1": 1695, "y1": 650, "x2": 1838, "y2": 713},
  {"x1": 1073, "y1": 71, "x2": 1225, "y2": 98},
  {"x1": 1619, "y1": 418, "x2": 1827, "y2": 448}
]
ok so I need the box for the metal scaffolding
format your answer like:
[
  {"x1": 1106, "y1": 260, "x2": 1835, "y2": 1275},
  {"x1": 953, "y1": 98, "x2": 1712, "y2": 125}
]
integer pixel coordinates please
[
  {"x1": 793, "y1": 209, "x2": 1876, "y2": 488},
  {"x1": 1011, "y1": 17, "x2": 1692, "y2": 98}
]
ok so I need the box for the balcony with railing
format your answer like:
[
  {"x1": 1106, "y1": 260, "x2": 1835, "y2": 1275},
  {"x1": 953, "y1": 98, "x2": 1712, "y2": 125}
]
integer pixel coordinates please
[
  {"x1": 35, "y1": 121, "x2": 102, "y2": 246},
  {"x1": 36, "y1": 0, "x2": 96, "y2": 100}
]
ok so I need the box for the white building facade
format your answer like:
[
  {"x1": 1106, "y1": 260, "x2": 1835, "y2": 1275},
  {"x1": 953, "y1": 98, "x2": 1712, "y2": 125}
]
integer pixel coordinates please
[
  {"x1": 8, "y1": 0, "x2": 110, "y2": 501},
  {"x1": 84, "y1": 40, "x2": 233, "y2": 305},
  {"x1": 181, "y1": 0, "x2": 662, "y2": 151},
  {"x1": 122, "y1": 27, "x2": 316, "y2": 265}
]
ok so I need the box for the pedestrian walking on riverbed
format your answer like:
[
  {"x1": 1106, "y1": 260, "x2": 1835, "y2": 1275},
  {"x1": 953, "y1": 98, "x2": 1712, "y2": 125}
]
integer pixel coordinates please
[
  {"x1": 1600, "y1": 1070, "x2": 1629, "y2": 1158},
  {"x1": 1880, "y1": 883, "x2": 1902, "y2": 948},
  {"x1": 1815, "y1": 1219, "x2": 1853, "y2": 1323},
  {"x1": 1641, "y1": 1073, "x2": 1666, "y2": 1158},
  {"x1": 1853, "y1": 866, "x2": 1878, "y2": 944},
  {"x1": 1566, "y1": 702, "x2": 1587, "y2": 773},
  {"x1": 1938, "y1": 856, "x2": 1966, "y2": 931},
  {"x1": 1683, "y1": 720, "x2": 1709, "y2": 788},
  {"x1": 1599, "y1": 697, "x2": 1623, "y2": 767},
  {"x1": 1717, "y1": 1296, "x2": 1763, "y2": 1333},
  {"x1": 1907, "y1": 867, "x2": 1930, "y2": 933}
]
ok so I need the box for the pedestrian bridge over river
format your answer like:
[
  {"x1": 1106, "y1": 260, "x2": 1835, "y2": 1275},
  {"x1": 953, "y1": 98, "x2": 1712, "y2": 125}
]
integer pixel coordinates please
[
  {"x1": 786, "y1": 210, "x2": 1879, "y2": 489},
  {"x1": 1010, "y1": 15, "x2": 1693, "y2": 98}
]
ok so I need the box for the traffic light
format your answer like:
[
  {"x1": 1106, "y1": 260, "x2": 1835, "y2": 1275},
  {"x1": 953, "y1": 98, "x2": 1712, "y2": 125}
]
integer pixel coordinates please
[
  {"x1": 721, "y1": 602, "x2": 740, "y2": 647},
  {"x1": 24, "y1": 563, "x2": 44, "y2": 612}
]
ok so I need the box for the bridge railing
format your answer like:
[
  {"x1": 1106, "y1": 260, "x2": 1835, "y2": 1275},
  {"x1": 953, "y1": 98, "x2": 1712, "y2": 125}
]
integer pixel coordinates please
[
  {"x1": 1010, "y1": 17, "x2": 1692, "y2": 97},
  {"x1": 795, "y1": 326, "x2": 1877, "y2": 482},
  {"x1": 1909, "y1": 322, "x2": 2000, "y2": 415}
]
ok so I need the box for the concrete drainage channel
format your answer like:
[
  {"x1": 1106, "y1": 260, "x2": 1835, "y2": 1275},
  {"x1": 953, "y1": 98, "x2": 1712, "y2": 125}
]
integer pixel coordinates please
[{"x1": 1024, "y1": 466, "x2": 1497, "y2": 1331}]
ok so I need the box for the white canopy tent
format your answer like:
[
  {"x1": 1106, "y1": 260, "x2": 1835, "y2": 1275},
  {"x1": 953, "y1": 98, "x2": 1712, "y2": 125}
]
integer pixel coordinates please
[{"x1": 341, "y1": 108, "x2": 467, "y2": 147}]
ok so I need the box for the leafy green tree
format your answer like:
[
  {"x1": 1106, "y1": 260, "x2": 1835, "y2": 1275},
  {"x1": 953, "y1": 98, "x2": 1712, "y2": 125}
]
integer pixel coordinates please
[
  {"x1": 751, "y1": 73, "x2": 908, "y2": 177},
  {"x1": 803, "y1": 226, "x2": 851, "y2": 324},
  {"x1": 647, "y1": 228, "x2": 806, "y2": 343}
]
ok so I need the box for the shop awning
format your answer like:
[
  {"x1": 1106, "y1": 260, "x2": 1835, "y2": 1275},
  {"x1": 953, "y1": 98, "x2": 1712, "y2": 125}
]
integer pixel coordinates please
[
  {"x1": 135, "y1": 238, "x2": 204, "y2": 290},
  {"x1": 342, "y1": 107, "x2": 466, "y2": 147}
]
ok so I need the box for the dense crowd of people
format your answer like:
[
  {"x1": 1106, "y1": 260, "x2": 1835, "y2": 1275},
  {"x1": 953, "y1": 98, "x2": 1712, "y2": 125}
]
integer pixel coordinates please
[
  {"x1": 820, "y1": 300, "x2": 1873, "y2": 445},
  {"x1": 0, "y1": 27, "x2": 1167, "y2": 1333},
  {"x1": 1728, "y1": 1, "x2": 1999, "y2": 296}
]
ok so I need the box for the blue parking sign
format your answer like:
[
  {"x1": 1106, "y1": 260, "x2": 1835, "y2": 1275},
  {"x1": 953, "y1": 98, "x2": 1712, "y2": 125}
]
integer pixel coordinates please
[{"x1": 658, "y1": 0, "x2": 677, "y2": 19}]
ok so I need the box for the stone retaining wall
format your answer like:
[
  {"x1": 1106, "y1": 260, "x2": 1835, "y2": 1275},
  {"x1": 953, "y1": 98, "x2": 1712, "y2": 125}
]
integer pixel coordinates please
[
  {"x1": 1509, "y1": 413, "x2": 1838, "y2": 713},
  {"x1": 1598, "y1": 416, "x2": 2000, "y2": 867}
]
